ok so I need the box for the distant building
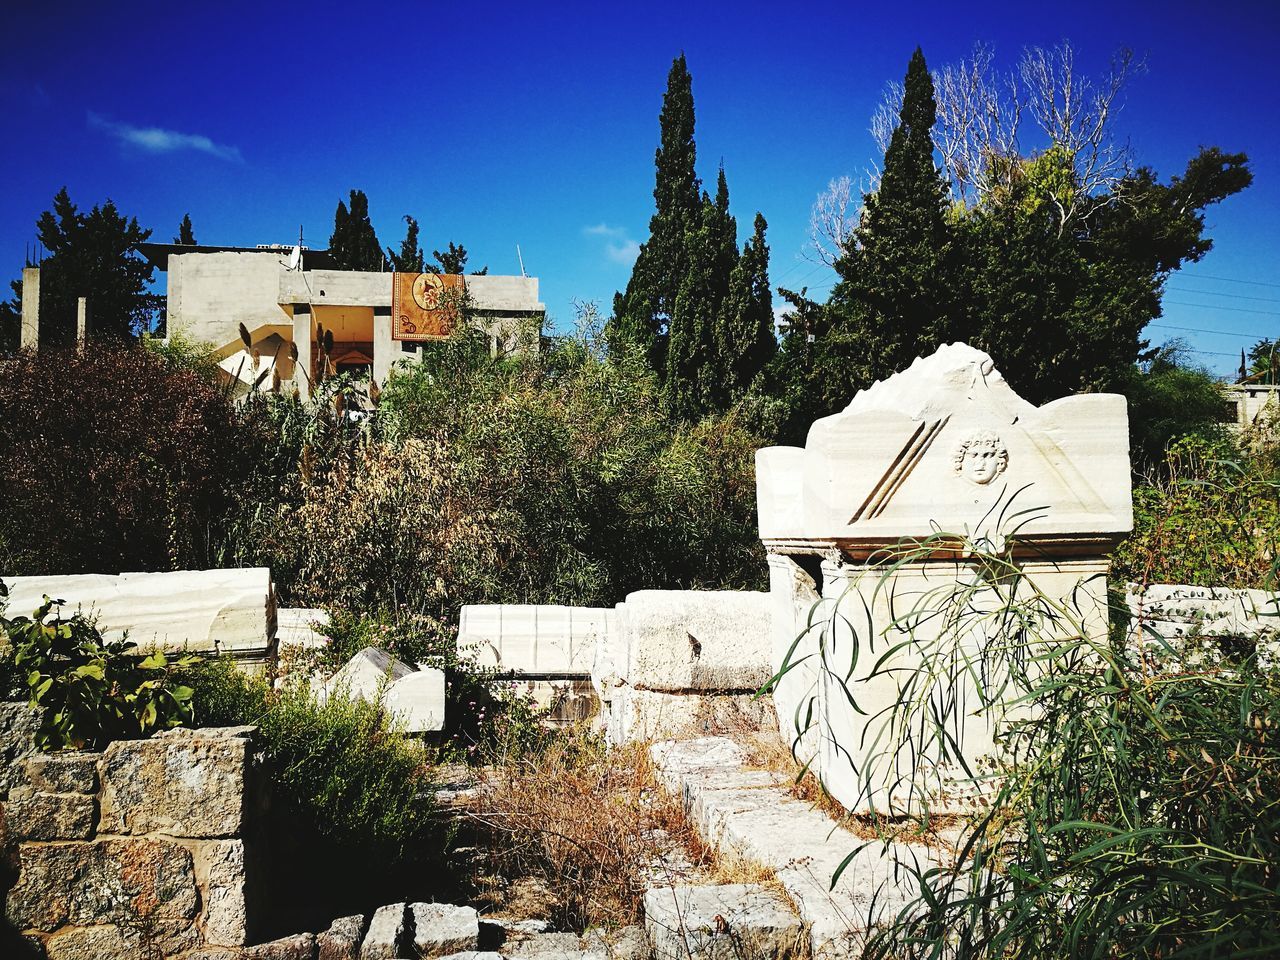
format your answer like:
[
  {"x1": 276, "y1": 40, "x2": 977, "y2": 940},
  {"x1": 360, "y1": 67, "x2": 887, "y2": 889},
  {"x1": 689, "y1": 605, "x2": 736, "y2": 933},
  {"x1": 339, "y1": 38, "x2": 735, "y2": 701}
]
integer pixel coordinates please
[
  {"x1": 138, "y1": 243, "x2": 545, "y2": 398},
  {"x1": 1224, "y1": 382, "x2": 1279, "y2": 431}
]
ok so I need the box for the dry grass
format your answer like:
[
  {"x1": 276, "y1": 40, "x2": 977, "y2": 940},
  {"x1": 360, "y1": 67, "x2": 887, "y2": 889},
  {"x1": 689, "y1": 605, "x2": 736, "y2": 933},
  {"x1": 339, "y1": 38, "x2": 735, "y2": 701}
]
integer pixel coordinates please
[{"x1": 466, "y1": 729, "x2": 718, "y2": 930}]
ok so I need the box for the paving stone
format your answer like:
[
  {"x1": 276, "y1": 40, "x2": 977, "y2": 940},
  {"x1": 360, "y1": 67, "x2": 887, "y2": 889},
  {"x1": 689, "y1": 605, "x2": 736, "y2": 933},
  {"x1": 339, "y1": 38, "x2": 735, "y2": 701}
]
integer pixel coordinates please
[
  {"x1": 650, "y1": 737, "x2": 958, "y2": 959},
  {"x1": 409, "y1": 902, "x2": 479, "y2": 957},
  {"x1": 359, "y1": 902, "x2": 408, "y2": 959},
  {"x1": 644, "y1": 884, "x2": 803, "y2": 960},
  {"x1": 503, "y1": 932, "x2": 583, "y2": 956},
  {"x1": 317, "y1": 914, "x2": 365, "y2": 960}
]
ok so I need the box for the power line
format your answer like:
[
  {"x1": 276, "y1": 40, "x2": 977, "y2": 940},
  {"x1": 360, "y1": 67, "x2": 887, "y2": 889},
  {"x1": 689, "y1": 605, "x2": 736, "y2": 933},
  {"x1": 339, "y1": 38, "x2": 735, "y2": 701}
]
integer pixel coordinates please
[
  {"x1": 1164, "y1": 300, "x2": 1280, "y2": 318},
  {"x1": 1149, "y1": 322, "x2": 1272, "y2": 340},
  {"x1": 1167, "y1": 285, "x2": 1280, "y2": 305},
  {"x1": 1178, "y1": 272, "x2": 1280, "y2": 290}
]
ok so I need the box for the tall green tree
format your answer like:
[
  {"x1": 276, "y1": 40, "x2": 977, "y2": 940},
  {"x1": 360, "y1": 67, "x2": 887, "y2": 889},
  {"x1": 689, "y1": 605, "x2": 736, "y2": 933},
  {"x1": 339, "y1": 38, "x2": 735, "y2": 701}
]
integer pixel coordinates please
[
  {"x1": 328, "y1": 190, "x2": 386, "y2": 271},
  {"x1": 665, "y1": 201, "x2": 721, "y2": 419},
  {"x1": 827, "y1": 47, "x2": 953, "y2": 389},
  {"x1": 609, "y1": 54, "x2": 702, "y2": 369},
  {"x1": 173, "y1": 213, "x2": 197, "y2": 246},
  {"x1": 1, "y1": 188, "x2": 159, "y2": 346},
  {"x1": 961, "y1": 145, "x2": 1251, "y2": 404},
  {"x1": 612, "y1": 56, "x2": 766, "y2": 421},
  {"x1": 429, "y1": 241, "x2": 486, "y2": 276},
  {"x1": 717, "y1": 212, "x2": 775, "y2": 403},
  {"x1": 387, "y1": 215, "x2": 424, "y2": 272}
]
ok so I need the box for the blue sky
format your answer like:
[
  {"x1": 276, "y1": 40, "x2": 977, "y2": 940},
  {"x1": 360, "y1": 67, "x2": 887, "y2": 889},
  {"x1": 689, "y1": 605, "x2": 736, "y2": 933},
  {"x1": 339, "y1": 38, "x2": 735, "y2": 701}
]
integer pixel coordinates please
[{"x1": 2, "y1": 0, "x2": 1277, "y2": 376}]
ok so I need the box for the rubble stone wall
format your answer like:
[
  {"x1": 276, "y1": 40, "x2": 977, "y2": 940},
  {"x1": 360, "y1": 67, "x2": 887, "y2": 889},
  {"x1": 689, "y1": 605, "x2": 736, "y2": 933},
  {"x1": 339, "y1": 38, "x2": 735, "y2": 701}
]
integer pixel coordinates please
[{"x1": 1, "y1": 722, "x2": 264, "y2": 960}]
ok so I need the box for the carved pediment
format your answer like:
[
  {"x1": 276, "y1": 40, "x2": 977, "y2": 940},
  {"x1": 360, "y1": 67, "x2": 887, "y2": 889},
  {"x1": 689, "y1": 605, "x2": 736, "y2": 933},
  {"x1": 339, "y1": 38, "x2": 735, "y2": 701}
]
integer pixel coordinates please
[{"x1": 757, "y1": 343, "x2": 1132, "y2": 547}]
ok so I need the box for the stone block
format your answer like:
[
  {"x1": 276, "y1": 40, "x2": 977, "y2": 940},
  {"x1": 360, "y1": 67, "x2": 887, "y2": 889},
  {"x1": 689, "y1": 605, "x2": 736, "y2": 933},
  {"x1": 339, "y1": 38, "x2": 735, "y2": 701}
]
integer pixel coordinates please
[
  {"x1": 359, "y1": 902, "x2": 408, "y2": 959},
  {"x1": 385, "y1": 669, "x2": 446, "y2": 734},
  {"x1": 1128, "y1": 583, "x2": 1280, "y2": 644},
  {"x1": 643, "y1": 884, "x2": 803, "y2": 960},
  {"x1": 317, "y1": 914, "x2": 366, "y2": 960},
  {"x1": 99, "y1": 727, "x2": 255, "y2": 838},
  {"x1": 245, "y1": 933, "x2": 316, "y2": 959},
  {"x1": 6, "y1": 837, "x2": 199, "y2": 954},
  {"x1": 324, "y1": 648, "x2": 415, "y2": 705},
  {"x1": 624, "y1": 591, "x2": 771, "y2": 692},
  {"x1": 764, "y1": 554, "x2": 820, "y2": 761},
  {"x1": 23, "y1": 751, "x2": 98, "y2": 794},
  {"x1": 0, "y1": 700, "x2": 41, "y2": 798},
  {"x1": 582, "y1": 925, "x2": 650, "y2": 960},
  {"x1": 3, "y1": 791, "x2": 96, "y2": 840},
  {"x1": 277, "y1": 607, "x2": 330, "y2": 651},
  {"x1": 3, "y1": 568, "x2": 277, "y2": 668},
  {"x1": 499, "y1": 678, "x2": 600, "y2": 726},
  {"x1": 458, "y1": 604, "x2": 618, "y2": 676},
  {"x1": 435, "y1": 954, "x2": 503, "y2": 960},
  {"x1": 195, "y1": 839, "x2": 249, "y2": 946},
  {"x1": 43, "y1": 924, "x2": 151, "y2": 960},
  {"x1": 409, "y1": 902, "x2": 479, "y2": 957}
]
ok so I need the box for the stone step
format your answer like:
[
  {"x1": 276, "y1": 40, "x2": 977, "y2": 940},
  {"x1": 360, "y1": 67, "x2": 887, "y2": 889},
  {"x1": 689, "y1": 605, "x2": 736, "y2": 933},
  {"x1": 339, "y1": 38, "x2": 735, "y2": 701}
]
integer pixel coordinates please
[{"x1": 649, "y1": 737, "x2": 957, "y2": 959}]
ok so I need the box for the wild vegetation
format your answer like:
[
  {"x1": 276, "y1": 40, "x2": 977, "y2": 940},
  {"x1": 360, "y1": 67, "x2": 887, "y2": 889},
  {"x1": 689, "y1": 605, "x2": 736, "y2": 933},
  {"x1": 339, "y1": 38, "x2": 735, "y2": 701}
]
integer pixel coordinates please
[{"x1": 0, "y1": 38, "x2": 1275, "y2": 957}]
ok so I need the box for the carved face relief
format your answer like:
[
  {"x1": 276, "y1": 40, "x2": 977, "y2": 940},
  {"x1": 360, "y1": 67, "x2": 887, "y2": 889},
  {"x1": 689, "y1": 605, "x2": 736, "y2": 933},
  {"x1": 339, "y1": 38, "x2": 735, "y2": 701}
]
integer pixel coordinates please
[{"x1": 953, "y1": 431, "x2": 1008, "y2": 485}]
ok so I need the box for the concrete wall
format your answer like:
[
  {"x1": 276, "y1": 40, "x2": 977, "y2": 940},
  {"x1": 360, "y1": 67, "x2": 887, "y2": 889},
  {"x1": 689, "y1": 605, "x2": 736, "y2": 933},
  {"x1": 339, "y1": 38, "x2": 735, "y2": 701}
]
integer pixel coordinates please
[
  {"x1": 277, "y1": 270, "x2": 543, "y2": 314},
  {"x1": 168, "y1": 252, "x2": 294, "y2": 350}
]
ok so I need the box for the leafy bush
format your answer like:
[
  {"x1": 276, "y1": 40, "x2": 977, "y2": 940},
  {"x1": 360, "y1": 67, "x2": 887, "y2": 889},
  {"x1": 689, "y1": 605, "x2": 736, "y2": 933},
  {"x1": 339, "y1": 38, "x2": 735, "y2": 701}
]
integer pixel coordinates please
[
  {"x1": 0, "y1": 345, "x2": 250, "y2": 574},
  {"x1": 1114, "y1": 434, "x2": 1280, "y2": 590},
  {"x1": 182, "y1": 659, "x2": 444, "y2": 933},
  {"x1": 2, "y1": 590, "x2": 197, "y2": 750},
  {"x1": 1119, "y1": 342, "x2": 1234, "y2": 472}
]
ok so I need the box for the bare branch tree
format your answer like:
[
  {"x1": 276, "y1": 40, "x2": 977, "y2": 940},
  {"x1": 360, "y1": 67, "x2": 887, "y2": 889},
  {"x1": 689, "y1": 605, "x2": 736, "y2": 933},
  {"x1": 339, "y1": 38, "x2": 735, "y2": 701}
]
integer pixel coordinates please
[
  {"x1": 1018, "y1": 43, "x2": 1143, "y2": 229},
  {"x1": 870, "y1": 80, "x2": 904, "y2": 156},
  {"x1": 808, "y1": 175, "x2": 859, "y2": 267},
  {"x1": 858, "y1": 41, "x2": 1141, "y2": 226},
  {"x1": 933, "y1": 43, "x2": 1023, "y2": 206}
]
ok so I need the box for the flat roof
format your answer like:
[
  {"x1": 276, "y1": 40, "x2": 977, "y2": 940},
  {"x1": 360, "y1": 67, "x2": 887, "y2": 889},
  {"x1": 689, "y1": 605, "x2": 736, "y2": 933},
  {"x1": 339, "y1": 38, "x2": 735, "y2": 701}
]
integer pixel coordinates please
[{"x1": 137, "y1": 242, "x2": 340, "y2": 271}]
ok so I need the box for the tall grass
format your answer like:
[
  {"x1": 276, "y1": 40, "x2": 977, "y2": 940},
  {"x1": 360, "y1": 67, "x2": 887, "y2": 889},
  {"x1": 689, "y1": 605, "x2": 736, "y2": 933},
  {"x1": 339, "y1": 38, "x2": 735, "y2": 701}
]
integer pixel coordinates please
[{"x1": 775, "y1": 491, "x2": 1280, "y2": 956}]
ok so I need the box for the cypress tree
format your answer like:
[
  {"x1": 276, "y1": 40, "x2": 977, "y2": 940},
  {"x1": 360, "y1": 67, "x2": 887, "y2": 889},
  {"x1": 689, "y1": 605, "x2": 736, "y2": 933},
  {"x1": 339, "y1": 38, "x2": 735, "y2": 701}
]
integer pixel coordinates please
[
  {"x1": 329, "y1": 190, "x2": 385, "y2": 271},
  {"x1": 665, "y1": 200, "x2": 720, "y2": 419},
  {"x1": 717, "y1": 212, "x2": 776, "y2": 401},
  {"x1": 173, "y1": 213, "x2": 196, "y2": 246},
  {"x1": 608, "y1": 54, "x2": 701, "y2": 370},
  {"x1": 387, "y1": 215, "x2": 424, "y2": 272},
  {"x1": 827, "y1": 47, "x2": 952, "y2": 387}
]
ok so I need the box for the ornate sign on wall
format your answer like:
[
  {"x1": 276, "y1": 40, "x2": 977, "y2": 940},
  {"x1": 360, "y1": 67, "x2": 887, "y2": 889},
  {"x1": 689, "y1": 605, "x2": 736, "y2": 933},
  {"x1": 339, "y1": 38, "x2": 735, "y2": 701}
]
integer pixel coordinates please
[{"x1": 391, "y1": 272, "x2": 465, "y2": 341}]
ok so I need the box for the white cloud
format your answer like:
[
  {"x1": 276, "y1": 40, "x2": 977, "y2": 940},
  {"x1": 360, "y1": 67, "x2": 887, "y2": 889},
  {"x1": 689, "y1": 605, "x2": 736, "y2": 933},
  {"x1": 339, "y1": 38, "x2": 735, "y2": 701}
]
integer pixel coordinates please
[
  {"x1": 88, "y1": 112, "x2": 243, "y2": 162},
  {"x1": 583, "y1": 223, "x2": 640, "y2": 265}
]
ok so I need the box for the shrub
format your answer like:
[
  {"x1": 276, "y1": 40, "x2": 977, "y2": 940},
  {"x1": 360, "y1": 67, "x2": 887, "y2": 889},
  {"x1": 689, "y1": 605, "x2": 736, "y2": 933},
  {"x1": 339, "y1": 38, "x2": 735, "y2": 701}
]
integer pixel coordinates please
[
  {"x1": 1114, "y1": 434, "x2": 1280, "y2": 590},
  {"x1": 183, "y1": 659, "x2": 445, "y2": 933},
  {"x1": 0, "y1": 345, "x2": 250, "y2": 574},
  {"x1": 3, "y1": 590, "x2": 197, "y2": 750}
]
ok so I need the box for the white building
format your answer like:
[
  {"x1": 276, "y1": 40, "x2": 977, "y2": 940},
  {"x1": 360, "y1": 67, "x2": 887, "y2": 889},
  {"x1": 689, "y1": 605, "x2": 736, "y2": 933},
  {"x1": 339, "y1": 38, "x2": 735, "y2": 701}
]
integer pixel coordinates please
[{"x1": 139, "y1": 243, "x2": 545, "y2": 398}]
